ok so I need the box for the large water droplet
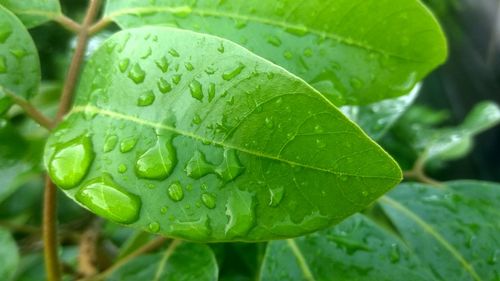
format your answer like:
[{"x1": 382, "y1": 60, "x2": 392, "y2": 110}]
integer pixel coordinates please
[
  {"x1": 103, "y1": 134, "x2": 118, "y2": 152},
  {"x1": 128, "y1": 63, "x2": 146, "y2": 84},
  {"x1": 201, "y1": 193, "x2": 216, "y2": 209},
  {"x1": 168, "y1": 181, "x2": 184, "y2": 202},
  {"x1": 169, "y1": 215, "x2": 211, "y2": 240},
  {"x1": 155, "y1": 56, "x2": 169, "y2": 73},
  {"x1": 268, "y1": 186, "x2": 285, "y2": 207},
  {"x1": 215, "y1": 149, "x2": 245, "y2": 182},
  {"x1": 118, "y1": 58, "x2": 130, "y2": 73},
  {"x1": 120, "y1": 137, "x2": 137, "y2": 153},
  {"x1": 137, "y1": 90, "x2": 155, "y2": 106},
  {"x1": 135, "y1": 135, "x2": 176, "y2": 180},
  {"x1": 225, "y1": 189, "x2": 255, "y2": 238},
  {"x1": 48, "y1": 135, "x2": 94, "y2": 190},
  {"x1": 76, "y1": 174, "x2": 141, "y2": 224},
  {"x1": 222, "y1": 63, "x2": 245, "y2": 81},
  {"x1": 189, "y1": 80, "x2": 203, "y2": 101},
  {"x1": 185, "y1": 150, "x2": 215, "y2": 179}
]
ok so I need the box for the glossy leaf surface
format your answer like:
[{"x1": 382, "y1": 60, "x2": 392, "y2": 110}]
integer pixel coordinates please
[
  {"x1": 103, "y1": 0, "x2": 447, "y2": 105},
  {"x1": 380, "y1": 181, "x2": 500, "y2": 281},
  {"x1": 44, "y1": 27, "x2": 401, "y2": 242},
  {"x1": 260, "y1": 214, "x2": 433, "y2": 281},
  {"x1": 0, "y1": 0, "x2": 61, "y2": 28},
  {"x1": 0, "y1": 6, "x2": 40, "y2": 99},
  {"x1": 107, "y1": 242, "x2": 218, "y2": 281},
  {"x1": 0, "y1": 228, "x2": 19, "y2": 280}
]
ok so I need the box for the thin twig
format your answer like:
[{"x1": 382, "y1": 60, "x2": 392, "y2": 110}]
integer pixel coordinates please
[
  {"x1": 55, "y1": 0, "x2": 102, "y2": 123},
  {"x1": 43, "y1": 177, "x2": 61, "y2": 281},
  {"x1": 89, "y1": 18, "x2": 112, "y2": 35},
  {"x1": 153, "y1": 240, "x2": 182, "y2": 281},
  {"x1": 403, "y1": 154, "x2": 443, "y2": 187},
  {"x1": 2, "y1": 88, "x2": 54, "y2": 130},
  {"x1": 78, "y1": 219, "x2": 103, "y2": 278},
  {"x1": 82, "y1": 236, "x2": 168, "y2": 281},
  {"x1": 54, "y1": 15, "x2": 82, "y2": 33}
]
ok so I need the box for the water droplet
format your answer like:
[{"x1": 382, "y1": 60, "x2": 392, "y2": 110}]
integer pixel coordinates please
[
  {"x1": 189, "y1": 79, "x2": 203, "y2": 101},
  {"x1": 137, "y1": 90, "x2": 155, "y2": 106},
  {"x1": 222, "y1": 63, "x2": 245, "y2": 81},
  {"x1": 10, "y1": 48, "x2": 26, "y2": 59},
  {"x1": 169, "y1": 215, "x2": 211, "y2": 240},
  {"x1": 225, "y1": 189, "x2": 255, "y2": 238},
  {"x1": 0, "y1": 25, "x2": 12, "y2": 43},
  {"x1": 155, "y1": 56, "x2": 169, "y2": 73},
  {"x1": 215, "y1": 149, "x2": 245, "y2": 182},
  {"x1": 140, "y1": 47, "x2": 152, "y2": 59},
  {"x1": 135, "y1": 135, "x2": 176, "y2": 180},
  {"x1": 361, "y1": 190, "x2": 369, "y2": 197},
  {"x1": 120, "y1": 137, "x2": 137, "y2": 153},
  {"x1": 303, "y1": 48, "x2": 313, "y2": 57},
  {"x1": 148, "y1": 222, "x2": 160, "y2": 233},
  {"x1": 201, "y1": 193, "x2": 216, "y2": 209},
  {"x1": 316, "y1": 139, "x2": 326, "y2": 149},
  {"x1": 205, "y1": 67, "x2": 216, "y2": 75},
  {"x1": 103, "y1": 135, "x2": 118, "y2": 152},
  {"x1": 157, "y1": 78, "x2": 172, "y2": 94},
  {"x1": 172, "y1": 74, "x2": 182, "y2": 85},
  {"x1": 0, "y1": 56, "x2": 6, "y2": 73},
  {"x1": 283, "y1": 51, "x2": 293, "y2": 60},
  {"x1": 185, "y1": 150, "x2": 215, "y2": 179},
  {"x1": 217, "y1": 43, "x2": 225, "y2": 53},
  {"x1": 184, "y1": 62, "x2": 194, "y2": 71},
  {"x1": 266, "y1": 36, "x2": 282, "y2": 47},
  {"x1": 128, "y1": 63, "x2": 146, "y2": 84},
  {"x1": 76, "y1": 174, "x2": 141, "y2": 224},
  {"x1": 118, "y1": 58, "x2": 130, "y2": 73},
  {"x1": 168, "y1": 181, "x2": 184, "y2": 202},
  {"x1": 234, "y1": 19, "x2": 247, "y2": 29},
  {"x1": 265, "y1": 117, "x2": 274, "y2": 129},
  {"x1": 48, "y1": 135, "x2": 94, "y2": 190},
  {"x1": 284, "y1": 25, "x2": 308, "y2": 36},
  {"x1": 192, "y1": 113, "x2": 202, "y2": 125},
  {"x1": 160, "y1": 206, "x2": 168, "y2": 214},
  {"x1": 350, "y1": 77, "x2": 363, "y2": 89},
  {"x1": 118, "y1": 164, "x2": 127, "y2": 174},
  {"x1": 390, "y1": 243, "x2": 400, "y2": 263},
  {"x1": 269, "y1": 186, "x2": 284, "y2": 207},
  {"x1": 168, "y1": 48, "x2": 180, "y2": 57},
  {"x1": 208, "y1": 83, "x2": 216, "y2": 102}
]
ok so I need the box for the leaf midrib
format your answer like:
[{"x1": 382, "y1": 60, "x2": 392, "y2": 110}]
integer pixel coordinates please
[
  {"x1": 104, "y1": 5, "x2": 427, "y2": 63},
  {"x1": 72, "y1": 105, "x2": 400, "y2": 181}
]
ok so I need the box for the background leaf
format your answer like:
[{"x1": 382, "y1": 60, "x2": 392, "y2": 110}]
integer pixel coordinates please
[
  {"x1": 0, "y1": 0, "x2": 62, "y2": 28},
  {"x1": 44, "y1": 27, "x2": 401, "y2": 242},
  {"x1": 0, "y1": 5, "x2": 40, "y2": 99},
  {"x1": 380, "y1": 181, "x2": 500, "y2": 281},
  {"x1": 107, "y1": 242, "x2": 218, "y2": 281},
  {"x1": 103, "y1": 0, "x2": 447, "y2": 105},
  {"x1": 0, "y1": 228, "x2": 20, "y2": 281}
]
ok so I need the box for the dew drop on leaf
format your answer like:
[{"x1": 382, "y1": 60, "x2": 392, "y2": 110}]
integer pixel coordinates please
[
  {"x1": 208, "y1": 83, "x2": 216, "y2": 102},
  {"x1": 184, "y1": 62, "x2": 194, "y2": 71},
  {"x1": 120, "y1": 137, "x2": 138, "y2": 153},
  {"x1": 168, "y1": 181, "x2": 184, "y2": 202},
  {"x1": 215, "y1": 149, "x2": 245, "y2": 182},
  {"x1": 185, "y1": 150, "x2": 214, "y2": 179},
  {"x1": 201, "y1": 193, "x2": 216, "y2": 209},
  {"x1": 266, "y1": 36, "x2": 282, "y2": 47},
  {"x1": 157, "y1": 78, "x2": 172, "y2": 94},
  {"x1": 390, "y1": 243, "x2": 400, "y2": 263},
  {"x1": 128, "y1": 63, "x2": 146, "y2": 84},
  {"x1": 117, "y1": 164, "x2": 127, "y2": 174},
  {"x1": 148, "y1": 222, "x2": 160, "y2": 233},
  {"x1": 268, "y1": 186, "x2": 285, "y2": 207},
  {"x1": 76, "y1": 174, "x2": 141, "y2": 224},
  {"x1": 189, "y1": 79, "x2": 203, "y2": 101},
  {"x1": 225, "y1": 189, "x2": 255, "y2": 238},
  {"x1": 118, "y1": 58, "x2": 130, "y2": 73},
  {"x1": 135, "y1": 135, "x2": 176, "y2": 180},
  {"x1": 222, "y1": 63, "x2": 245, "y2": 81},
  {"x1": 10, "y1": 48, "x2": 26, "y2": 59},
  {"x1": 168, "y1": 48, "x2": 180, "y2": 57},
  {"x1": 192, "y1": 113, "x2": 202, "y2": 125},
  {"x1": 103, "y1": 134, "x2": 118, "y2": 152},
  {"x1": 48, "y1": 135, "x2": 94, "y2": 190},
  {"x1": 170, "y1": 215, "x2": 211, "y2": 240},
  {"x1": 137, "y1": 90, "x2": 155, "y2": 106},
  {"x1": 0, "y1": 25, "x2": 12, "y2": 43},
  {"x1": 155, "y1": 56, "x2": 169, "y2": 73},
  {"x1": 172, "y1": 74, "x2": 182, "y2": 85}
]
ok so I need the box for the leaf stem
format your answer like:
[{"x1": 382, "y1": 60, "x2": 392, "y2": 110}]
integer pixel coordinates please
[
  {"x1": 43, "y1": 177, "x2": 62, "y2": 281},
  {"x1": 153, "y1": 239, "x2": 182, "y2": 281},
  {"x1": 286, "y1": 239, "x2": 315, "y2": 281},
  {"x1": 89, "y1": 18, "x2": 112, "y2": 35},
  {"x1": 81, "y1": 236, "x2": 168, "y2": 281},
  {"x1": 2, "y1": 88, "x2": 54, "y2": 130},
  {"x1": 54, "y1": 14, "x2": 82, "y2": 33},
  {"x1": 403, "y1": 154, "x2": 443, "y2": 187}
]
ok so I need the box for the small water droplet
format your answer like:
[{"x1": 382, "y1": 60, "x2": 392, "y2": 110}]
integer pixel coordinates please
[
  {"x1": 208, "y1": 83, "x2": 216, "y2": 102},
  {"x1": 118, "y1": 164, "x2": 127, "y2": 174},
  {"x1": 283, "y1": 50, "x2": 293, "y2": 60},
  {"x1": 303, "y1": 48, "x2": 313, "y2": 57},
  {"x1": 48, "y1": 135, "x2": 94, "y2": 190},
  {"x1": 361, "y1": 190, "x2": 368, "y2": 197},
  {"x1": 225, "y1": 189, "x2": 255, "y2": 238},
  {"x1": 184, "y1": 62, "x2": 194, "y2": 71},
  {"x1": 350, "y1": 77, "x2": 364, "y2": 89},
  {"x1": 185, "y1": 150, "x2": 215, "y2": 179},
  {"x1": 217, "y1": 43, "x2": 225, "y2": 53},
  {"x1": 137, "y1": 90, "x2": 155, "y2": 106},
  {"x1": 269, "y1": 186, "x2": 285, "y2": 207},
  {"x1": 316, "y1": 139, "x2": 326, "y2": 149},
  {"x1": 148, "y1": 222, "x2": 160, "y2": 233},
  {"x1": 128, "y1": 63, "x2": 146, "y2": 84},
  {"x1": 215, "y1": 149, "x2": 245, "y2": 182},
  {"x1": 157, "y1": 78, "x2": 172, "y2": 94},
  {"x1": 168, "y1": 48, "x2": 180, "y2": 57},
  {"x1": 189, "y1": 79, "x2": 203, "y2": 101},
  {"x1": 265, "y1": 117, "x2": 274, "y2": 129},
  {"x1": 118, "y1": 58, "x2": 130, "y2": 73},
  {"x1": 160, "y1": 206, "x2": 168, "y2": 214},
  {"x1": 135, "y1": 135, "x2": 176, "y2": 180},
  {"x1": 120, "y1": 137, "x2": 137, "y2": 153},
  {"x1": 284, "y1": 25, "x2": 308, "y2": 36},
  {"x1": 140, "y1": 47, "x2": 152, "y2": 59},
  {"x1": 9, "y1": 48, "x2": 26, "y2": 59},
  {"x1": 234, "y1": 19, "x2": 247, "y2": 29},
  {"x1": 155, "y1": 56, "x2": 169, "y2": 73},
  {"x1": 0, "y1": 25, "x2": 12, "y2": 43},
  {"x1": 192, "y1": 113, "x2": 202, "y2": 125},
  {"x1": 201, "y1": 193, "x2": 216, "y2": 209},
  {"x1": 266, "y1": 36, "x2": 282, "y2": 47},
  {"x1": 222, "y1": 63, "x2": 245, "y2": 81},
  {"x1": 76, "y1": 174, "x2": 141, "y2": 224},
  {"x1": 205, "y1": 67, "x2": 216, "y2": 75},
  {"x1": 172, "y1": 74, "x2": 182, "y2": 85},
  {"x1": 103, "y1": 135, "x2": 118, "y2": 152},
  {"x1": 168, "y1": 181, "x2": 184, "y2": 202}
]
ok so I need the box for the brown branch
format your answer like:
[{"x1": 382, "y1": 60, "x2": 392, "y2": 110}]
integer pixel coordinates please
[
  {"x1": 403, "y1": 154, "x2": 443, "y2": 187},
  {"x1": 2, "y1": 87, "x2": 54, "y2": 130},
  {"x1": 78, "y1": 219, "x2": 103, "y2": 278},
  {"x1": 81, "y1": 236, "x2": 168, "y2": 281},
  {"x1": 54, "y1": 15, "x2": 81, "y2": 33},
  {"x1": 89, "y1": 18, "x2": 112, "y2": 35},
  {"x1": 43, "y1": 177, "x2": 61, "y2": 281}
]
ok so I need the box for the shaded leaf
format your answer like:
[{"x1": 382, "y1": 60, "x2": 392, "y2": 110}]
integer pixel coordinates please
[
  {"x1": 103, "y1": 0, "x2": 447, "y2": 105},
  {"x1": 107, "y1": 242, "x2": 218, "y2": 281},
  {"x1": 380, "y1": 181, "x2": 500, "y2": 281},
  {"x1": 0, "y1": 228, "x2": 19, "y2": 281},
  {"x1": 0, "y1": 5, "x2": 40, "y2": 99},
  {"x1": 0, "y1": 0, "x2": 61, "y2": 28},
  {"x1": 44, "y1": 27, "x2": 401, "y2": 242}
]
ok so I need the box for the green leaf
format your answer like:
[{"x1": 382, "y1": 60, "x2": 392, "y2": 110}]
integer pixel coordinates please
[
  {"x1": 0, "y1": 5, "x2": 40, "y2": 99},
  {"x1": 107, "y1": 242, "x2": 218, "y2": 281},
  {"x1": 0, "y1": 228, "x2": 19, "y2": 280},
  {"x1": 341, "y1": 84, "x2": 419, "y2": 140},
  {"x1": 103, "y1": 0, "x2": 447, "y2": 105},
  {"x1": 379, "y1": 181, "x2": 500, "y2": 281},
  {"x1": 259, "y1": 213, "x2": 433, "y2": 281},
  {"x1": 0, "y1": 0, "x2": 61, "y2": 28},
  {"x1": 44, "y1": 27, "x2": 401, "y2": 242},
  {"x1": 0, "y1": 91, "x2": 13, "y2": 116}
]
